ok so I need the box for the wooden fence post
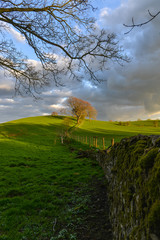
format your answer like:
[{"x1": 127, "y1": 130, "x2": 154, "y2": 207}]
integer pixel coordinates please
[
  {"x1": 61, "y1": 136, "x2": 64, "y2": 144},
  {"x1": 89, "y1": 137, "x2": 91, "y2": 147},
  {"x1": 95, "y1": 137, "x2": 98, "y2": 148},
  {"x1": 102, "y1": 137, "x2": 105, "y2": 150},
  {"x1": 93, "y1": 137, "x2": 95, "y2": 147},
  {"x1": 111, "y1": 138, "x2": 114, "y2": 146}
]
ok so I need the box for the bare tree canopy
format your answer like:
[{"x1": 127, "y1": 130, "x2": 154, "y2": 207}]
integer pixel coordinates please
[
  {"x1": 0, "y1": 0, "x2": 129, "y2": 97},
  {"x1": 67, "y1": 96, "x2": 97, "y2": 124},
  {"x1": 124, "y1": 10, "x2": 160, "y2": 34}
]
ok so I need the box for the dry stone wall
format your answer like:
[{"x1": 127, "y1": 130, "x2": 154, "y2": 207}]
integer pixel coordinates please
[{"x1": 95, "y1": 135, "x2": 160, "y2": 240}]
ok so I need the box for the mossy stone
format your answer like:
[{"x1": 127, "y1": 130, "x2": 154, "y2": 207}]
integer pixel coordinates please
[
  {"x1": 139, "y1": 148, "x2": 158, "y2": 171},
  {"x1": 148, "y1": 200, "x2": 160, "y2": 236}
]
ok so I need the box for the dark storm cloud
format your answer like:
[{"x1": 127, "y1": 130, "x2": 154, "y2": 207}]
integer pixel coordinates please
[
  {"x1": 91, "y1": 0, "x2": 160, "y2": 120},
  {"x1": 0, "y1": 88, "x2": 14, "y2": 97}
]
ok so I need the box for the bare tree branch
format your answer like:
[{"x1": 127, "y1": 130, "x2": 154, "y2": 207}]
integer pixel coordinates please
[
  {"x1": 0, "y1": 0, "x2": 129, "y2": 97},
  {"x1": 124, "y1": 10, "x2": 160, "y2": 34}
]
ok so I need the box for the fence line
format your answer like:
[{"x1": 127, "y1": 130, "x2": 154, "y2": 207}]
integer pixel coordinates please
[
  {"x1": 54, "y1": 134, "x2": 115, "y2": 149},
  {"x1": 69, "y1": 135, "x2": 115, "y2": 149}
]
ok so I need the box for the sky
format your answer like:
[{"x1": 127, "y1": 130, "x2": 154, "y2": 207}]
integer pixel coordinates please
[{"x1": 0, "y1": 0, "x2": 160, "y2": 123}]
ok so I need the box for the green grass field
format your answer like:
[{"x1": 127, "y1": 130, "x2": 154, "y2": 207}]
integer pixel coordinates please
[
  {"x1": 0, "y1": 116, "x2": 160, "y2": 240},
  {"x1": 71, "y1": 118, "x2": 160, "y2": 148}
]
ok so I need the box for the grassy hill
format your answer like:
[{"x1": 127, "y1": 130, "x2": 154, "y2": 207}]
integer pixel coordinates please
[
  {"x1": 0, "y1": 116, "x2": 160, "y2": 240},
  {"x1": 72, "y1": 118, "x2": 160, "y2": 148},
  {"x1": 0, "y1": 116, "x2": 108, "y2": 240}
]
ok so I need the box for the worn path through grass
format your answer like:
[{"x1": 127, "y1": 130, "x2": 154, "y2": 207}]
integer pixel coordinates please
[
  {"x1": 1, "y1": 116, "x2": 160, "y2": 239},
  {"x1": 0, "y1": 116, "x2": 112, "y2": 240}
]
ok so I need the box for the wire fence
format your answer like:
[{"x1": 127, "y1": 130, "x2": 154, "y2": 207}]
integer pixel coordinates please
[{"x1": 56, "y1": 134, "x2": 115, "y2": 150}]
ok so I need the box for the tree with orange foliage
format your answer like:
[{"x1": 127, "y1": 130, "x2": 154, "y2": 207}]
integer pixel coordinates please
[{"x1": 67, "y1": 96, "x2": 97, "y2": 124}]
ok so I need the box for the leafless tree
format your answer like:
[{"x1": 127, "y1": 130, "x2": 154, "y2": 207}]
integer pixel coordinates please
[
  {"x1": 124, "y1": 10, "x2": 160, "y2": 34},
  {"x1": 0, "y1": 0, "x2": 129, "y2": 97}
]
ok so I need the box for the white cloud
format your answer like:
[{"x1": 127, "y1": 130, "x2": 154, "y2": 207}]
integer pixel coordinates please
[
  {"x1": 0, "y1": 98, "x2": 14, "y2": 103},
  {"x1": 42, "y1": 113, "x2": 50, "y2": 116},
  {"x1": 7, "y1": 26, "x2": 25, "y2": 43},
  {"x1": 100, "y1": 7, "x2": 112, "y2": 18},
  {"x1": 0, "y1": 105, "x2": 11, "y2": 109},
  {"x1": 50, "y1": 104, "x2": 63, "y2": 109}
]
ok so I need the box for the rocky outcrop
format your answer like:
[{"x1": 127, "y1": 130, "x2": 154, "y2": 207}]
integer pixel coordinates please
[{"x1": 96, "y1": 135, "x2": 160, "y2": 240}]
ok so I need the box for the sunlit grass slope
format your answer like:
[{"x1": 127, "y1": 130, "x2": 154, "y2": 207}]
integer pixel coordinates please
[
  {"x1": 0, "y1": 116, "x2": 104, "y2": 240},
  {"x1": 0, "y1": 116, "x2": 160, "y2": 239},
  {"x1": 73, "y1": 118, "x2": 160, "y2": 147}
]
